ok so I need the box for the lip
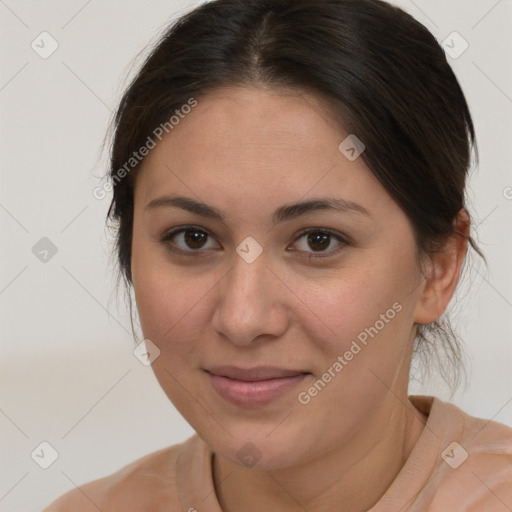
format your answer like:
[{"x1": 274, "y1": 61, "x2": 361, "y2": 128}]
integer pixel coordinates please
[{"x1": 204, "y1": 366, "x2": 310, "y2": 407}]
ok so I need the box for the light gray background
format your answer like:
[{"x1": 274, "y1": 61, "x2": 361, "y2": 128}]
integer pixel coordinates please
[{"x1": 1, "y1": 0, "x2": 511, "y2": 510}]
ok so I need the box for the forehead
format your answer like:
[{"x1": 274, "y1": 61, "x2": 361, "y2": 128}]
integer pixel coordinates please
[
  {"x1": 134, "y1": 86, "x2": 393, "y2": 220},
  {"x1": 184, "y1": 85, "x2": 342, "y2": 139}
]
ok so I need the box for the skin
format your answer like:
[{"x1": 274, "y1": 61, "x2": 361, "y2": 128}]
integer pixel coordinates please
[{"x1": 131, "y1": 86, "x2": 469, "y2": 511}]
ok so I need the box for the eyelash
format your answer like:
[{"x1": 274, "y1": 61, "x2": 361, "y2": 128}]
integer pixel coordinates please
[{"x1": 160, "y1": 225, "x2": 349, "y2": 260}]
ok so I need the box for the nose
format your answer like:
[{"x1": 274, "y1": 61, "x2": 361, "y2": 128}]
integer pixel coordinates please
[{"x1": 211, "y1": 251, "x2": 289, "y2": 347}]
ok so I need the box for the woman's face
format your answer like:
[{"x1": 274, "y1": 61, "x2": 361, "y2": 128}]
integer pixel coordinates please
[{"x1": 131, "y1": 86, "x2": 427, "y2": 469}]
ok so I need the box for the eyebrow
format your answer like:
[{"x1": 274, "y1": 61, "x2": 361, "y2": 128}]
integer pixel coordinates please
[{"x1": 145, "y1": 195, "x2": 371, "y2": 226}]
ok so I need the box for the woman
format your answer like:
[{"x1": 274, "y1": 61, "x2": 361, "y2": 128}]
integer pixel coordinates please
[{"x1": 44, "y1": 0, "x2": 512, "y2": 510}]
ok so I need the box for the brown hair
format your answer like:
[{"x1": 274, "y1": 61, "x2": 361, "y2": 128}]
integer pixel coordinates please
[{"x1": 106, "y1": 0, "x2": 484, "y2": 391}]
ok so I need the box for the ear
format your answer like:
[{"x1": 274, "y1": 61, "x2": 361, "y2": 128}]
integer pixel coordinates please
[{"x1": 413, "y1": 209, "x2": 470, "y2": 325}]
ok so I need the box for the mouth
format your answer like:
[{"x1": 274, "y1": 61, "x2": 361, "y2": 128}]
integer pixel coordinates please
[{"x1": 204, "y1": 366, "x2": 311, "y2": 408}]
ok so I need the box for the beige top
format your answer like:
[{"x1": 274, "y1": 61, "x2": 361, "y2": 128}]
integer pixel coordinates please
[{"x1": 43, "y1": 395, "x2": 512, "y2": 511}]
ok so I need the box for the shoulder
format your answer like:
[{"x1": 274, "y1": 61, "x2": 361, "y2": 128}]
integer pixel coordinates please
[
  {"x1": 440, "y1": 397, "x2": 512, "y2": 467},
  {"x1": 42, "y1": 435, "x2": 201, "y2": 512},
  {"x1": 422, "y1": 397, "x2": 512, "y2": 509}
]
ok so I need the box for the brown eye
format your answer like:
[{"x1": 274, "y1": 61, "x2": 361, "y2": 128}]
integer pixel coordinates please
[
  {"x1": 183, "y1": 230, "x2": 208, "y2": 249},
  {"x1": 161, "y1": 226, "x2": 220, "y2": 253},
  {"x1": 292, "y1": 228, "x2": 348, "y2": 259},
  {"x1": 307, "y1": 232, "x2": 331, "y2": 251}
]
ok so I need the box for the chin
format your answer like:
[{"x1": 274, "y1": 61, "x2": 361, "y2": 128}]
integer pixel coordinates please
[{"x1": 197, "y1": 419, "x2": 313, "y2": 471}]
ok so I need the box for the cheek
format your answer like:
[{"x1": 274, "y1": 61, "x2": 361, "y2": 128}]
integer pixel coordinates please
[
  {"x1": 309, "y1": 269, "x2": 400, "y2": 337},
  {"x1": 306, "y1": 246, "x2": 419, "y2": 363},
  {"x1": 134, "y1": 273, "x2": 211, "y2": 349},
  {"x1": 131, "y1": 238, "x2": 214, "y2": 355}
]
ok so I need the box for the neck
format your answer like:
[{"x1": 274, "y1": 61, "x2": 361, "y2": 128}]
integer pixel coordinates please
[{"x1": 212, "y1": 397, "x2": 427, "y2": 512}]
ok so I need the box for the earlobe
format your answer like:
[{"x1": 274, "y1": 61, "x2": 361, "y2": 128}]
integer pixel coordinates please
[{"x1": 413, "y1": 209, "x2": 470, "y2": 325}]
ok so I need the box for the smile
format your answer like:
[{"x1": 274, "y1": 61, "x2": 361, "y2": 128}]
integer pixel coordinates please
[{"x1": 204, "y1": 366, "x2": 310, "y2": 407}]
